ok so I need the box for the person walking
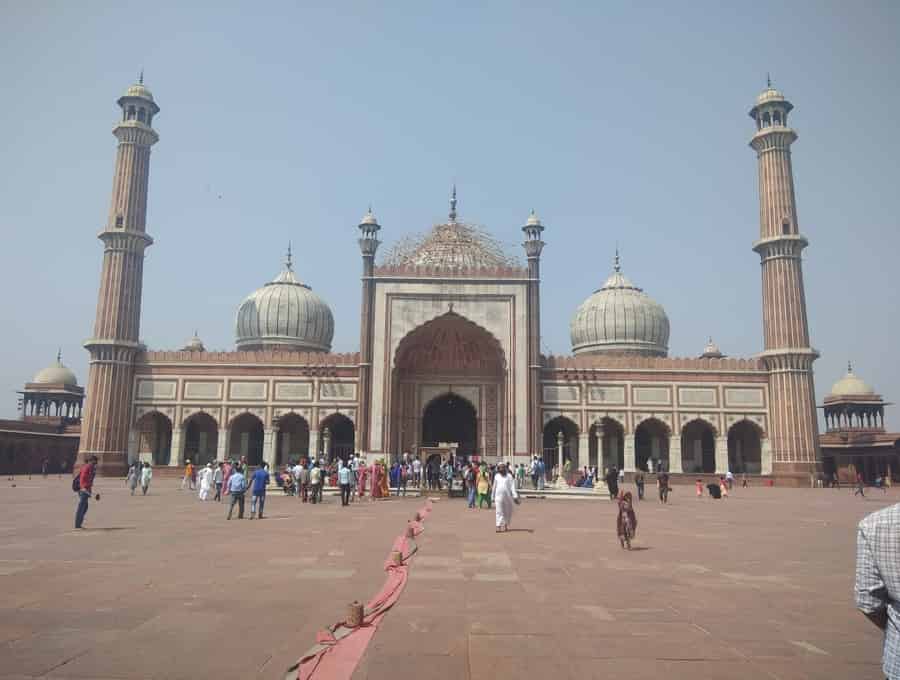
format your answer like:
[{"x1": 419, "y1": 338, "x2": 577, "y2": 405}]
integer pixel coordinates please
[
  {"x1": 226, "y1": 465, "x2": 247, "y2": 519},
  {"x1": 338, "y1": 461, "x2": 352, "y2": 506},
  {"x1": 127, "y1": 462, "x2": 140, "y2": 496},
  {"x1": 213, "y1": 462, "x2": 224, "y2": 501},
  {"x1": 198, "y1": 463, "x2": 213, "y2": 501},
  {"x1": 606, "y1": 467, "x2": 619, "y2": 500},
  {"x1": 140, "y1": 462, "x2": 152, "y2": 495},
  {"x1": 658, "y1": 471, "x2": 670, "y2": 504},
  {"x1": 491, "y1": 463, "x2": 519, "y2": 532},
  {"x1": 616, "y1": 491, "x2": 638, "y2": 550},
  {"x1": 298, "y1": 461, "x2": 310, "y2": 502},
  {"x1": 477, "y1": 464, "x2": 491, "y2": 509},
  {"x1": 634, "y1": 472, "x2": 645, "y2": 501},
  {"x1": 181, "y1": 459, "x2": 194, "y2": 490},
  {"x1": 855, "y1": 501, "x2": 900, "y2": 679},
  {"x1": 855, "y1": 472, "x2": 866, "y2": 498},
  {"x1": 719, "y1": 476, "x2": 729, "y2": 499},
  {"x1": 291, "y1": 460, "x2": 303, "y2": 501},
  {"x1": 249, "y1": 462, "x2": 270, "y2": 519},
  {"x1": 465, "y1": 464, "x2": 477, "y2": 509},
  {"x1": 309, "y1": 460, "x2": 322, "y2": 504},
  {"x1": 74, "y1": 456, "x2": 98, "y2": 529}
]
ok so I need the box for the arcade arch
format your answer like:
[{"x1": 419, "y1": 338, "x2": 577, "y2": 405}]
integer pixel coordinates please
[
  {"x1": 229, "y1": 413, "x2": 264, "y2": 466},
  {"x1": 728, "y1": 420, "x2": 763, "y2": 474},
  {"x1": 681, "y1": 419, "x2": 716, "y2": 474},
  {"x1": 635, "y1": 418, "x2": 670, "y2": 472},
  {"x1": 543, "y1": 416, "x2": 579, "y2": 473},
  {"x1": 276, "y1": 413, "x2": 310, "y2": 465},
  {"x1": 421, "y1": 393, "x2": 477, "y2": 457},
  {"x1": 319, "y1": 413, "x2": 354, "y2": 463},
  {"x1": 183, "y1": 412, "x2": 218, "y2": 466},
  {"x1": 136, "y1": 411, "x2": 172, "y2": 467},
  {"x1": 591, "y1": 417, "x2": 625, "y2": 473}
]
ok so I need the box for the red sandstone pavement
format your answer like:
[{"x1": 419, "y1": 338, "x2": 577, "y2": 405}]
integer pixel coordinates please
[{"x1": 0, "y1": 478, "x2": 895, "y2": 679}]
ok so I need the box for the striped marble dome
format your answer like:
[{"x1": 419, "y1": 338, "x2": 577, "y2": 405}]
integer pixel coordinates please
[
  {"x1": 570, "y1": 255, "x2": 670, "y2": 357},
  {"x1": 235, "y1": 253, "x2": 334, "y2": 353}
]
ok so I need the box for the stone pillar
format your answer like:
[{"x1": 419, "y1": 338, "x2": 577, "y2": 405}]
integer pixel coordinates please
[
  {"x1": 127, "y1": 429, "x2": 138, "y2": 465},
  {"x1": 577, "y1": 432, "x2": 589, "y2": 470},
  {"x1": 356, "y1": 210, "x2": 381, "y2": 453},
  {"x1": 715, "y1": 436, "x2": 729, "y2": 474},
  {"x1": 761, "y1": 438, "x2": 773, "y2": 475},
  {"x1": 309, "y1": 428, "x2": 319, "y2": 461},
  {"x1": 623, "y1": 434, "x2": 636, "y2": 472},
  {"x1": 169, "y1": 428, "x2": 182, "y2": 467},
  {"x1": 669, "y1": 436, "x2": 682, "y2": 473},
  {"x1": 522, "y1": 210, "x2": 545, "y2": 456},
  {"x1": 216, "y1": 429, "x2": 227, "y2": 461},
  {"x1": 262, "y1": 429, "x2": 276, "y2": 468}
]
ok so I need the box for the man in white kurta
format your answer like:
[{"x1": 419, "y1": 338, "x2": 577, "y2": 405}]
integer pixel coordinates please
[
  {"x1": 198, "y1": 464, "x2": 213, "y2": 501},
  {"x1": 492, "y1": 464, "x2": 519, "y2": 531}
]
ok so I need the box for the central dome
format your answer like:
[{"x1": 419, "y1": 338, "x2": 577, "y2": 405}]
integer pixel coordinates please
[
  {"x1": 235, "y1": 251, "x2": 334, "y2": 352},
  {"x1": 570, "y1": 254, "x2": 670, "y2": 357},
  {"x1": 380, "y1": 189, "x2": 519, "y2": 272}
]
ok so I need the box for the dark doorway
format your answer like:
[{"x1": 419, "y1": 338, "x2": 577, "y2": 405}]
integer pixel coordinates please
[
  {"x1": 184, "y1": 413, "x2": 218, "y2": 466},
  {"x1": 229, "y1": 413, "x2": 264, "y2": 466},
  {"x1": 421, "y1": 394, "x2": 477, "y2": 457},
  {"x1": 320, "y1": 413, "x2": 354, "y2": 463}
]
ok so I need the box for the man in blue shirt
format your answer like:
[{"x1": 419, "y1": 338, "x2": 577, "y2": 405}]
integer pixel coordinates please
[
  {"x1": 250, "y1": 462, "x2": 270, "y2": 519},
  {"x1": 338, "y1": 461, "x2": 352, "y2": 506},
  {"x1": 226, "y1": 466, "x2": 247, "y2": 520}
]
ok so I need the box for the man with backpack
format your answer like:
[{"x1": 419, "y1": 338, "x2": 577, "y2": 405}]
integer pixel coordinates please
[{"x1": 74, "y1": 455, "x2": 98, "y2": 529}]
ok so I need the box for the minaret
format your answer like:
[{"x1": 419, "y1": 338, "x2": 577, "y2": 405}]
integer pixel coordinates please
[
  {"x1": 79, "y1": 78, "x2": 160, "y2": 475},
  {"x1": 748, "y1": 80, "x2": 820, "y2": 484},
  {"x1": 357, "y1": 207, "x2": 381, "y2": 456},
  {"x1": 522, "y1": 210, "x2": 545, "y2": 456}
]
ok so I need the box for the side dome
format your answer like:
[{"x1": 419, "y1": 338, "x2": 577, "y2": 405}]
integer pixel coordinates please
[
  {"x1": 570, "y1": 254, "x2": 670, "y2": 357},
  {"x1": 235, "y1": 251, "x2": 334, "y2": 353},
  {"x1": 829, "y1": 363, "x2": 874, "y2": 397},
  {"x1": 33, "y1": 353, "x2": 78, "y2": 385}
]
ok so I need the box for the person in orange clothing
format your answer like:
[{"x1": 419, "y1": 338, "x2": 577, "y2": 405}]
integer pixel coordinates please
[
  {"x1": 181, "y1": 459, "x2": 194, "y2": 490},
  {"x1": 696, "y1": 479, "x2": 703, "y2": 498}
]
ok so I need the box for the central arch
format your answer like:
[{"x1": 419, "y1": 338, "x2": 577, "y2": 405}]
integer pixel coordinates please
[
  {"x1": 421, "y1": 393, "x2": 477, "y2": 456},
  {"x1": 390, "y1": 312, "x2": 506, "y2": 461}
]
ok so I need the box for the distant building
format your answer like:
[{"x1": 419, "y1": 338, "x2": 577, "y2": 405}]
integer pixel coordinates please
[
  {"x1": 74, "y1": 79, "x2": 824, "y2": 485},
  {"x1": 0, "y1": 353, "x2": 82, "y2": 475},
  {"x1": 820, "y1": 364, "x2": 899, "y2": 483}
]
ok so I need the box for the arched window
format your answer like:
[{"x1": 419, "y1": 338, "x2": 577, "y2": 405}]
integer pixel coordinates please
[
  {"x1": 127, "y1": 105, "x2": 136, "y2": 120},
  {"x1": 773, "y1": 111, "x2": 782, "y2": 125},
  {"x1": 762, "y1": 112, "x2": 771, "y2": 127},
  {"x1": 137, "y1": 108, "x2": 146, "y2": 123}
]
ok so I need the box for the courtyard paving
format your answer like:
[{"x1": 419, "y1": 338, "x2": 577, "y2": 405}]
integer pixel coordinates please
[{"x1": 0, "y1": 476, "x2": 894, "y2": 679}]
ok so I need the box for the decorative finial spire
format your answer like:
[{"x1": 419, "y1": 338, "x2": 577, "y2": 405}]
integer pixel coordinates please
[
  {"x1": 57, "y1": 348, "x2": 62, "y2": 364},
  {"x1": 848, "y1": 360, "x2": 853, "y2": 373},
  {"x1": 139, "y1": 69, "x2": 144, "y2": 85},
  {"x1": 449, "y1": 184, "x2": 457, "y2": 223},
  {"x1": 285, "y1": 241, "x2": 293, "y2": 271},
  {"x1": 613, "y1": 245, "x2": 621, "y2": 273},
  {"x1": 766, "y1": 72, "x2": 771, "y2": 88}
]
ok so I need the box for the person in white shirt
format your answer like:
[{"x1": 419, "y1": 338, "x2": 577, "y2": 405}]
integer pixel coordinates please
[
  {"x1": 309, "y1": 463, "x2": 322, "y2": 504},
  {"x1": 412, "y1": 457, "x2": 422, "y2": 487},
  {"x1": 338, "y1": 462, "x2": 352, "y2": 506}
]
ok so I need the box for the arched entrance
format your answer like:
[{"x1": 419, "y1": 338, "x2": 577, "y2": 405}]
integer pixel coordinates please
[
  {"x1": 184, "y1": 413, "x2": 218, "y2": 466},
  {"x1": 591, "y1": 417, "x2": 624, "y2": 473},
  {"x1": 229, "y1": 413, "x2": 264, "y2": 466},
  {"x1": 276, "y1": 413, "x2": 310, "y2": 466},
  {"x1": 319, "y1": 413, "x2": 354, "y2": 463},
  {"x1": 136, "y1": 412, "x2": 173, "y2": 466},
  {"x1": 391, "y1": 312, "x2": 506, "y2": 461},
  {"x1": 635, "y1": 418, "x2": 670, "y2": 472},
  {"x1": 681, "y1": 419, "x2": 716, "y2": 474},
  {"x1": 543, "y1": 416, "x2": 579, "y2": 474},
  {"x1": 728, "y1": 420, "x2": 762, "y2": 474},
  {"x1": 421, "y1": 393, "x2": 477, "y2": 456}
]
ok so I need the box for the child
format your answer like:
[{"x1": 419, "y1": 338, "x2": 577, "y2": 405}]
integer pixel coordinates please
[
  {"x1": 616, "y1": 491, "x2": 637, "y2": 550},
  {"x1": 695, "y1": 479, "x2": 703, "y2": 498},
  {"x1": 719, "y1": 476, "x2": 729, "y2": 498}
]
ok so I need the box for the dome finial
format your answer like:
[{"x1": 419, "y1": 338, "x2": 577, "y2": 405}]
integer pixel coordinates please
[
  {"x1": 766, "y1": 72, "x2": 771, "y2": 88},
  {"x1": 57, "y1": 348, "x2": 62, "y2": 364},
  {"x1": 613, "y1": 245, "x2": 621, "y2": 273},
  {"x1": 449, "y1": 184, "x2": 457, "y2": 223},
  {"x1": 285, "y1": 241, "x2": 293, "y2": 271},
  {"x1": 848, "y1": 359, "x2": 853, "y2": 373},
  {"x1": 139, "y1": 68, "x2": 144, "y2": 85}
]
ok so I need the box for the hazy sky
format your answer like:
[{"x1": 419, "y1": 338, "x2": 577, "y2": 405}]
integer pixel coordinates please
[{"x1": 1, "y1": 1, "x2": 898, "y2": 426}]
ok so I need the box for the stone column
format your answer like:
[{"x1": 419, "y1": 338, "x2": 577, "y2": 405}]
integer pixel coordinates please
[
  {"x1": 555, "y1": 430, "x2": 567, "y2": 489},
  {"x1": 669, "y1": 436, "x2": 683, "y2": 473},
  {"x1": 127, "y1": 429, "x2": 138, "y2": 465},
  {"x1": 715, "y1": 436, "x2": 729, "y2": 474},
  {"x1": 169, "y1": 427, "x2": 182, "y2": 467},
  {"x1": 216, "y1": 429, "x2": 227, "y2": 461},
  {"x1": 262, "y1": 429, "x2": 276, "y2": 469},
  {"x1": 577, "y1": 431, "x2": 589, "y2": 470},
  {"x1": 761, "y1": 438, "x2": 773, "y2": 475},
  {"x1": 309, "y1": 428, "x2": 320, "y2": 462},
  {"x1": 623, "y1": 434, "x2": 636, "y2": 472}
]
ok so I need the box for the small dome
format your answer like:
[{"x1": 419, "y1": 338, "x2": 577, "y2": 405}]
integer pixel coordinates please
[
  {"x1": 33, "y1": 354, "x2": 78, "y2": 386},
  {"x1": 526, "y1": 210, "x2": 542, "y2": 228},
  {"x1": 755, "y1": 87, "x2": 785, "y2": 106},
  {"x1": 182, "y1": 332, "x2": 205, "y2": 352},
  {"x1": 829, "y1": 363, "x2": 875, "y2": 397},
  {"x1": 359, "y1": 208, "x2": 379, "y2": 227},
  {"x1": 570, "y1": 254, "x2": 670, "y2": 357},
  {"x1": 124, "y1": 82, "x2": 154, "y2": 102},
  {"x1": 235, "y1": 253, "x2": 334, "y2": 353},
  {"x1": 700, "y1": 337, "x2": 724, "y2": 359}
]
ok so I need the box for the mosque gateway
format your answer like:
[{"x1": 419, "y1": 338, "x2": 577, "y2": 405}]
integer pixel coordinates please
[{"x1": 76, "y1": 80, "x2": 832, "y2": 486}]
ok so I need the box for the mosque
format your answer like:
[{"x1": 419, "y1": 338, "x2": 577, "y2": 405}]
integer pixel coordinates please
[{"x1": 55, "y1": 78, "x2": 898, "y2": 486}]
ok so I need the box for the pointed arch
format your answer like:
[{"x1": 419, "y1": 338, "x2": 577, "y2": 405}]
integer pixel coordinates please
[
  {"x1": 728, "y1": 419, "x2": 763, "y2": 474},
  {"x1": 183, "y1": 412, "x2": 219, "y2": 466},
  {"x1": 135, "y1": 411, "x2": 173, "y2": 467},
  {"x1": 635, "y1": 417, "x2": 670, "y2": 472},
  {"x1": 228, "y1": 412, "x2": 265, "y2": 466},
  {"x1": 681, "y1": 418, "x2": 716, "y2": 474},
  {"x1": 275, "y1": 412, "x2": 310, "y2": 466}
]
